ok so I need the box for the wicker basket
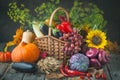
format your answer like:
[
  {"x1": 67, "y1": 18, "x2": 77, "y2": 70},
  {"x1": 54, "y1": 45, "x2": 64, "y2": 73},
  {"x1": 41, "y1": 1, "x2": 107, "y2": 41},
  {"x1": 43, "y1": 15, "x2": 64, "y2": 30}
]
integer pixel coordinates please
[{"x1": 35, "y1": 7, "x2": 70, "y2": 60}]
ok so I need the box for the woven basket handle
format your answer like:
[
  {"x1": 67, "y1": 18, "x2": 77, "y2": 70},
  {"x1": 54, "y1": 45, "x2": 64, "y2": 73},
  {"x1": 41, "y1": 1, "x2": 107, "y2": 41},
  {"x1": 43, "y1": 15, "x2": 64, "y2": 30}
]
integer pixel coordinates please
[{"x1": 49, "y1": 7, "x2": 69, "y2": 36}]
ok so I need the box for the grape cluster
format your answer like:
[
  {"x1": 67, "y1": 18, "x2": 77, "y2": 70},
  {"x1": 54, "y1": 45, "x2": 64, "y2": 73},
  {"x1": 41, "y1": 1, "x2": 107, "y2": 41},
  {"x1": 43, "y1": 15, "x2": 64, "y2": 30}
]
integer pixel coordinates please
[{"x1": 59, "y1": 30, "x2": 84, "y2": 55}]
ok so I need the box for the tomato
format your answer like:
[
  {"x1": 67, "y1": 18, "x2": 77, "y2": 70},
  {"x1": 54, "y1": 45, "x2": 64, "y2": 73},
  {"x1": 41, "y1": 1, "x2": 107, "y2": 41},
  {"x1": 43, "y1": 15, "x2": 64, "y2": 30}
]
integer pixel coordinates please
[{"x1": 86, "y1": 73, "x2": 92, "y2": 77}]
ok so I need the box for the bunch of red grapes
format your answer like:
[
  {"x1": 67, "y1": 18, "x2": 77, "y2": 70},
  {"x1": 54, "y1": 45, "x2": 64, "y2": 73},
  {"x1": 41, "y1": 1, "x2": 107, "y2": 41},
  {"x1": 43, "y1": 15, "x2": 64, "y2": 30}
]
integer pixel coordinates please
[{"x1": 59, "y1": 30, "x2": 84, "y2": 55}]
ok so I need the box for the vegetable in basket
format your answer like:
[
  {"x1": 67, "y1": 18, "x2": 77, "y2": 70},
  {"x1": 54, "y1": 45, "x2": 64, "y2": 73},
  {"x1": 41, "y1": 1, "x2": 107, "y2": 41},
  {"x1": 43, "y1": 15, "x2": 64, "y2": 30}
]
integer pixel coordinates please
[
  {"x1": 52, "y1": 28, "x2": 62, "y2": 38},
  {"x1": 39, "y1": 23, "x2": 48, "y2": 35},
  {"x1": 56, "y1": 16, "x2": 73, "y2": 33}
]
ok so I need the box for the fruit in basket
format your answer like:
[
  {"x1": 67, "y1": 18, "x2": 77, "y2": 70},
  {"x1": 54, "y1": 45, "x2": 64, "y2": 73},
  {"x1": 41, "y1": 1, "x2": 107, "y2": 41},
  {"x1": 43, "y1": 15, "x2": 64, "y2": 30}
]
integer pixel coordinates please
[
  {"x1": 39, "y1": 23, "x2": 48, "y2": 35},
  {"x1": 69, "y1": 53, "x2": 89, "y2": 72},
  {"x1": 86, "y1": 47, "x2": 98, "y2": 58},
  {"x1": 11, "y1": 42, "x2": 40, "y2": 63},
  {"x1": 44, "y1": 18, "x2": 56, "y2": 27},
  {"x1": 0, "y1": 51, "x2": 11, "y2": 62},
  {"x1": 60, "y1": 30, "x2": 84, "y2": 55}
]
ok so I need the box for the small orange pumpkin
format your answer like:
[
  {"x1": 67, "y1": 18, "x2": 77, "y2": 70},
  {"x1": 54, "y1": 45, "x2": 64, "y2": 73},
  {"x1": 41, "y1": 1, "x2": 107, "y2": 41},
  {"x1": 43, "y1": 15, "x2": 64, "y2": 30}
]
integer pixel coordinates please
[
  {"x1": 11, "y1": 42, "x2": 40, "y2": 63},
  {"x1": 0, "y1": 51, "x2": 11, "y2": 62}
]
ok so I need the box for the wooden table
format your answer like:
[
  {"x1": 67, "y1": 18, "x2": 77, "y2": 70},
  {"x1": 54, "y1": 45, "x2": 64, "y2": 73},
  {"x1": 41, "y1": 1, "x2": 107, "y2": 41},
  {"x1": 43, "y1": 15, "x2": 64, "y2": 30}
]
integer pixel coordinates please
[{"x1": 0, "y1": 43, "x2": 119, "y2": 80}]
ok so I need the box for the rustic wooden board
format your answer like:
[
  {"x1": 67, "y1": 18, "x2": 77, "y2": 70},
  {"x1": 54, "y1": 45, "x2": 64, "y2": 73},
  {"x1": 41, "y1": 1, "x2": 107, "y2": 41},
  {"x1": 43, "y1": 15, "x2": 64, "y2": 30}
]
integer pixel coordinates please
[
  {"x1": 23, "y1": 73, "x2": 45, "y2": 80},
  {"x1": 3, "y1": 72, "x2": 24, "y2": 80},
  {"x1": 107, "y1": 54, "x2": 120, "y2": 80},
  {"x1": 0, "y1": 65, "x2": 24, "y2": 80},
  {"x1": 0, "y1": 63, "x2": 9, "y2": 78},
  {"x1": 103, "y1": 64, "x2": 112, "y2": 80}
]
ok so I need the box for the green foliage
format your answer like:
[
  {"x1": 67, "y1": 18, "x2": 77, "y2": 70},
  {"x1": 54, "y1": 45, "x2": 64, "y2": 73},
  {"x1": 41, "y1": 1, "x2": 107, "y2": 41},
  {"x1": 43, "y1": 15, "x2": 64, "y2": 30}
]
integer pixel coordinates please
[
  {"x1": 7, "y1": 2, "x2": 32, "y2": 26},
  {"x1": 69, "y1": 1, "x2": 107, "y2": 30},
  {"x1": 7, "y1": 1, "x2": 107, "y2": 30},
  {"x1": 34, "y1": 0, "x2": 66, "y2": 22}
]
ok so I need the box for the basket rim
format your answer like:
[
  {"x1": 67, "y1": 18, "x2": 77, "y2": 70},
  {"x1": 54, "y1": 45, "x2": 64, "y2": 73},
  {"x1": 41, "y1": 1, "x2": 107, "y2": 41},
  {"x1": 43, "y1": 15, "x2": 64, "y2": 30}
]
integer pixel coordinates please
[{"x1": 36, "y1": 35, "x2": 66, "y2": 44}]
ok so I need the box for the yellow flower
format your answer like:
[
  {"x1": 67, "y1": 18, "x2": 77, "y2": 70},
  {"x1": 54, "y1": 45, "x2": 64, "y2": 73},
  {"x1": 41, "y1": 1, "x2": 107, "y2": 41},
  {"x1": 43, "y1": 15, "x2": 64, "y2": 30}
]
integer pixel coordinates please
[
  {"x1": 4, "y1": 27, "x2": 23, "y2": 51},
  {"x1": 86, "y1": 30, "x2": 107, "y2": 49},
  {"x1": 13, "y1": 27, "x2": 23, "y2": 45}
]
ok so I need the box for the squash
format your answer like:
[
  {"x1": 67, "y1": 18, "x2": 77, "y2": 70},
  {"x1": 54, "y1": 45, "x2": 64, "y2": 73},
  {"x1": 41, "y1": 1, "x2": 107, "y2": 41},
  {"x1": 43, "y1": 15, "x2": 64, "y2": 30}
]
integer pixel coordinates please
[
  {"x1": 22, "y1": 30, "x2": 34, "y2": 43},
  {"x1": 32, "y1": 21, "x2": 44, "y2": 38},
  {"x1": 0, "y1": 51, "x2": 11, "y2": 62},
  {"x1": 11, "y1": 42, "x2": 40, "y2": 63}
]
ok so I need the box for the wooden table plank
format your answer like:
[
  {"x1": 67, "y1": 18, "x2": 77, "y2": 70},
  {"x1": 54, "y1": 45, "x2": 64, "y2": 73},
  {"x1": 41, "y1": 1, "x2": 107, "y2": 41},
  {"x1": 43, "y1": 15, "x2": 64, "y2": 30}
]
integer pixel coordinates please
[
  {"x1": 103, "y1": 64, "x2": 112, "y2": 80},
  {"x1": 23, "y1": 73, "x2": 45, "y2": 80},
  {"x1": 107, "y1": 54, "x2": 120, "y2": 80},
  {"x1": 0, "y1": 65, "x2": 25, "y2": 80},
  {"x1": 0, "y1": 63, "x2": 9, "y2": 78},
  {"x1": 3, "y1": 72, "x2": 24, "y2": 80}
]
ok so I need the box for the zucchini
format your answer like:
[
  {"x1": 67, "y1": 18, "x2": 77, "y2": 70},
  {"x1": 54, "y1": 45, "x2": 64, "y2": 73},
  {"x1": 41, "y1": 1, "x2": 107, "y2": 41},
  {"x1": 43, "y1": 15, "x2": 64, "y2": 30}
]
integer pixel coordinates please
[{"x1": 12, "y1": 62, "x2": 38, "y2": 73}]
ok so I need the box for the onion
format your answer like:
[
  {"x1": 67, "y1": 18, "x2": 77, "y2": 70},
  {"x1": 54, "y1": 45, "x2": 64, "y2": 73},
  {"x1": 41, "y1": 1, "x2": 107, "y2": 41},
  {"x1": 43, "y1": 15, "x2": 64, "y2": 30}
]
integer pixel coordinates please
[{"x1": 86, "y1": 47, "x2": 98, "y2": 58}]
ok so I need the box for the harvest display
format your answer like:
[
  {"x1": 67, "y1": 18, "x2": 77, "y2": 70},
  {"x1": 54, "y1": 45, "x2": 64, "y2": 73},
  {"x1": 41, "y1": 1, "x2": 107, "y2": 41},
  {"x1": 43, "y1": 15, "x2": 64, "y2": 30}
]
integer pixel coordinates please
[{"x1": 1, "y1": 0, "x2": 118, "y2": 80}]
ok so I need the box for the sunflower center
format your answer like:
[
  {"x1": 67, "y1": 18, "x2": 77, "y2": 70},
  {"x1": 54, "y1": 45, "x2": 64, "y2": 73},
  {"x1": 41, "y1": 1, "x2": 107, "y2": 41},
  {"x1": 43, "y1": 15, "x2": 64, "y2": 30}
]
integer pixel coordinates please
[{"x1": 92, "y1": 36, "x2": 102, "y2": 45}]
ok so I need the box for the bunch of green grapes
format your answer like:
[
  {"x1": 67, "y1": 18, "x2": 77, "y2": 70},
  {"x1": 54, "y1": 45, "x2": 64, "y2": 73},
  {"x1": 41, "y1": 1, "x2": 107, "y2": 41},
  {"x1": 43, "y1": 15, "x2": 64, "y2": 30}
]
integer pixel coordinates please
[{"x1": 7, "y1": 2, "x2": 31, "y2": 26}]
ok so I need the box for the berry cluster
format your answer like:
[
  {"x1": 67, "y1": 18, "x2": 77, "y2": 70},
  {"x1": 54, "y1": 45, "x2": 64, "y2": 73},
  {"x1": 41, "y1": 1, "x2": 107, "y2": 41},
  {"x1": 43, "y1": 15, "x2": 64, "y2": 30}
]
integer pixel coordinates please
[{"x1": 59, "y1": 30, "x2": 84, "y2": 55}]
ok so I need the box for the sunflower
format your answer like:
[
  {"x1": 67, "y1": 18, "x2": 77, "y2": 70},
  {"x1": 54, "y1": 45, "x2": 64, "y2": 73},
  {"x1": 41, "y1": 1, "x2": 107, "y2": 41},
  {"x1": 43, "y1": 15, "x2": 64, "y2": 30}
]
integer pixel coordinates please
[
  {"x1": 86, "y1": 30, "x2": 107, "y2": 49},
  {"x1": 80, "y1": 24, "x2": 91, "y2": 38}
]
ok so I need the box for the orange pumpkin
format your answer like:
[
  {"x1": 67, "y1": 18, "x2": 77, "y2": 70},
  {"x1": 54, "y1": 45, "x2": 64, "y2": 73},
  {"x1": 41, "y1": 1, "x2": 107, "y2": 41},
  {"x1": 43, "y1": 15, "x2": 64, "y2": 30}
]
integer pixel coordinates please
[
  {"x1": 11, "y1": 42, "x2": 40, "y2": 63},
  {"x1": 0, "y1": 51, "x2": 11, "y2": 62}
]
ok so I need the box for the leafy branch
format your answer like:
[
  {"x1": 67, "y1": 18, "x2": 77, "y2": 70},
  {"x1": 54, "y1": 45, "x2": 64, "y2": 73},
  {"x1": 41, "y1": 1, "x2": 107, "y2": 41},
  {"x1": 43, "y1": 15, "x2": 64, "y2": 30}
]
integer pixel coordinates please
[
  {"x1": 7, "y1": 2, "x2": 32, "y2": 27},
  {"x1": 69, "y1": 0, "x2": 107, "y2": 30}
]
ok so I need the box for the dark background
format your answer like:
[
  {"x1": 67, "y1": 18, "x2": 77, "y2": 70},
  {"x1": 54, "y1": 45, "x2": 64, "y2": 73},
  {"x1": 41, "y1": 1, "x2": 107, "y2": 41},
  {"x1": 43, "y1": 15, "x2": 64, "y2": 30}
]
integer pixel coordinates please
[{"x1": 0, "y1": 0, "x2": 120, "y2": 44}]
